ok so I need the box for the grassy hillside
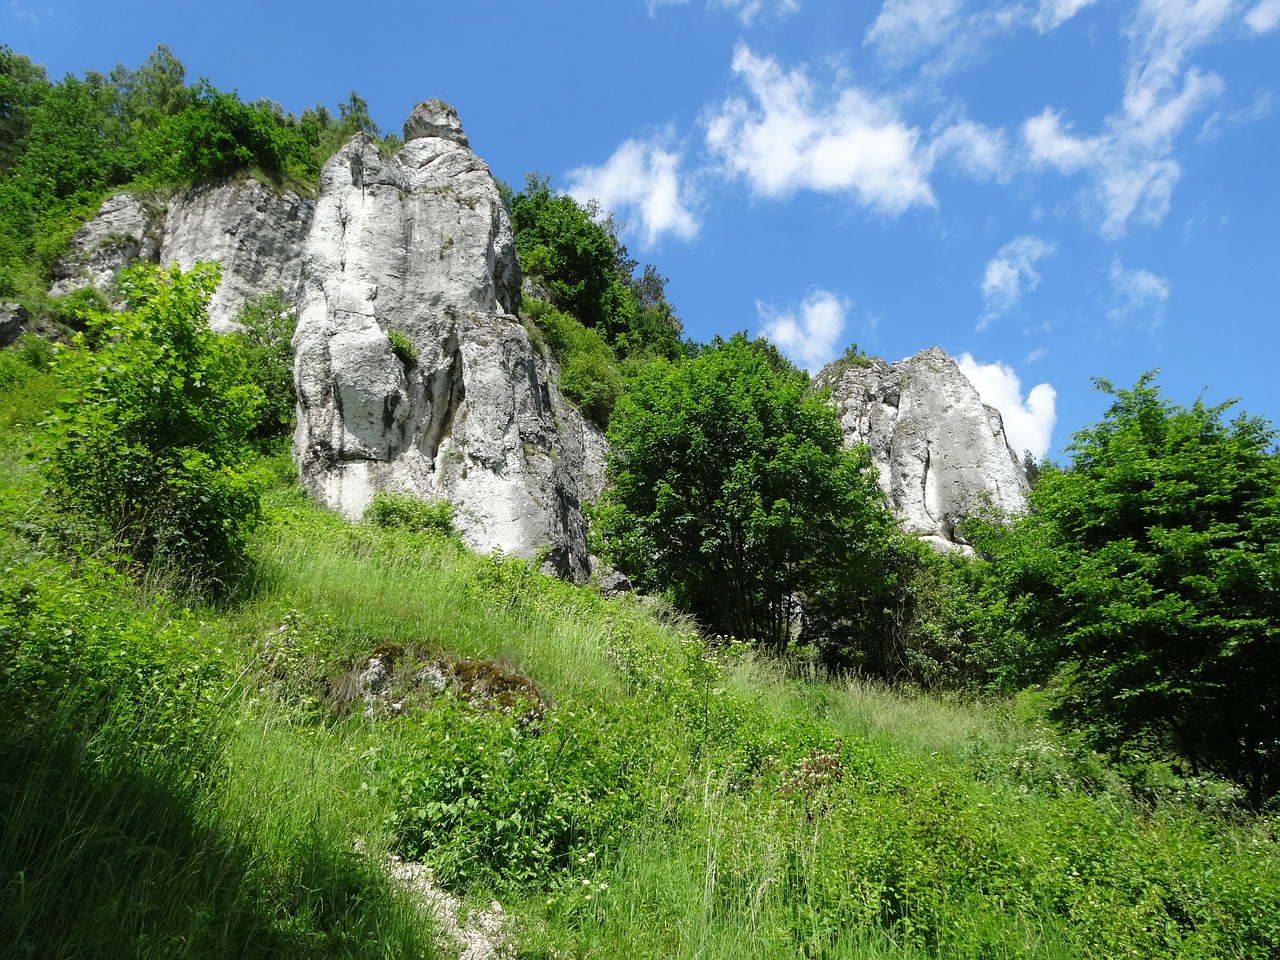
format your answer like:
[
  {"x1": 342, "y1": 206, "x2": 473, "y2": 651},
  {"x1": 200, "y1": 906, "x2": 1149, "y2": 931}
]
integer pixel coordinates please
[{"x1": 2, "y1": 351, "x2": 1278, "y2": 959}]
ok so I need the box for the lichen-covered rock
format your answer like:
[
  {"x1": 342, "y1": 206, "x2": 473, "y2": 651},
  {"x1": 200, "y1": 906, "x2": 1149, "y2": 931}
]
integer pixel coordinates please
[
  {"x1": 814, "y1": 346, "x2": 1028, "y2": 549},
  {"x1": 48, "y1": 180, "x2": 313, "y2": 330},
  {"x1": 292, "y1": 109, "x2": 603, "y2": 580},
  {"x1": 160, "y1": 179, "x2": 314, "y2": 331},
  {"x1": 0, "y1": 301, "x2": 30, "y2": 347},
  {"x1": 49, "y1": 193, "x2": 161, "y2": 299}
]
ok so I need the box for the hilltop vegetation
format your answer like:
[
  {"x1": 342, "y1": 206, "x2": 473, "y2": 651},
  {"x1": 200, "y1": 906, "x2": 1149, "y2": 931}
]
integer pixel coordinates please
[{"x1": 2, "y1": 44, "x2": 1279, "y2": 959}]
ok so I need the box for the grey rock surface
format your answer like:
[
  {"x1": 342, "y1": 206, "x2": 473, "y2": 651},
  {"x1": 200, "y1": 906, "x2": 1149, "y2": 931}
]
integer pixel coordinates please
[
  {"x1": 49, "y1": 193, "x2": 161, "y2": 299},
  {"x1": 0, "y1": 301, "x2": 30, "y2": 347},
  {"x1": 48, "y1": 181, "x2": 314, "y2": 330},
  {"x1": 292, "y1": 115, "x2": 604, "y2": 580},
  {"x1": 161, "y1": 179, "x2": 314, "y2": 331},
  {"x1": 814, "y1": 346, "x2": 1028, "y2": 549}
]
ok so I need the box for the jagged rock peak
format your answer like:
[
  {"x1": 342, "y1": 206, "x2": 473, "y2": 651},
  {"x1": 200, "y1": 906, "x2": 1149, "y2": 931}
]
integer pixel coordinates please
[
  {"x1": 293, "y1": 103, "x2": 604, "y2": 580},
  {"x1": 814, "y1": 346, "x2": 1029, "y2": 551},
  {"x1": 403, "y1": 99, "x2": 469, "y2": 148}
]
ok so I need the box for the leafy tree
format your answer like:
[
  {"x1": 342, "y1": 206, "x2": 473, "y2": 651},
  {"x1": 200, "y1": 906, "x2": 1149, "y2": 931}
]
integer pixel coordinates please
[
  {"x1": 0, "y1": 45, "x2": 48, "y2": 173},
  {"x1": 41, "y1": 262, "x2": 263, "y2": 583},
  {"x1": 137, "y1": 83, "x2": 311, "y2": 186},
  {"x1": 971, "y1": 374, "x2": 1280, "y2": 809},
  {"x1": 592, "y1": 333, "x2": 897, "y2": 653},
  {"x1": 510, "y1": 175, "x2": 681, "y2": 362},
  {"x1": 230, "y1": 288, "x2": 296, "y2": 442}
]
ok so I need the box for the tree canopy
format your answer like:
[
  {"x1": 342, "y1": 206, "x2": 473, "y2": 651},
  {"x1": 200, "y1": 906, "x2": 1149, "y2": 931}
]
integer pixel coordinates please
[
  {"x1": 971, "y1": 374, "x2": 1280, "y2": 809},
  {"x1": 591, "y1": 333, "x2": 899, "y2": 653}
]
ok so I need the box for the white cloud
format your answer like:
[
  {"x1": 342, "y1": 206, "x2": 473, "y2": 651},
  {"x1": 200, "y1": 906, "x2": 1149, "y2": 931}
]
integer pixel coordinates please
[
  {"x1": 758, "y1": 290, "x2": 849, "y2": 371},
  {"x1": 956, "y1": 354, "x2": 1058, "y2": 460},
  {"x1": 645, "y1": 0, "x2": 799, "y2": 22},
  {"x1": 714, "y1": 0, "x2": 800, "y2": 25},
  {"x1": 9, "y1": 0, "x2": 45, "y2": 23},
  {"x1": 979, "y1": 235, "x2": 1056, "y2": 328},
  {"x1": 930, "y1": 118, "x2": 1012, "y2": 181},
  {"x1": 1107, "y1": 255, "x2": 1170, "y2": 329},
  {"x1": 1022, "y1": 0, "x2": 1233, "y2": 237},
  {"x1": 566, "y1": 136, "x2": 700, "y2": 248},
  {"x1": 1032, "y1": 0, "x2": 1103, "y2": 31},
  {"x1": 1246, "y1": 0, "x2": 1280, "y2": 31},
  {"x1": 704, "y1": 44, "x2": 935, "y2": 213},
  {"x1": 864, "y1": 0, "x2": 1094, "y2": 74}
]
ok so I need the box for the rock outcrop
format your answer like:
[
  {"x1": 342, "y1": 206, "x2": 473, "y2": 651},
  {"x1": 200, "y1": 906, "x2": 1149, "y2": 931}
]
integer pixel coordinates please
[
  {"x1": 49, "y1": 180, "x2": 314, "y2": 330},
  {"x1": 814, "y1": 347, "x2": 1028, "y2": 550},
  {"x1": 159, "y1": 179, "x2": 314, "y2": 331},
  {"x1": 49, "y1": 193, "x2": 161, "y2": 299},
  {"x1": 292, "y1": 100, "x2": 605, "y2": 580}
]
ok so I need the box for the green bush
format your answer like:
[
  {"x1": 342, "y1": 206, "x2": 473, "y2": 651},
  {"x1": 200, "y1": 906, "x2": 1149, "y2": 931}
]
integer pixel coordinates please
[
  {"x1": 40, "y1": 261, "x2": 263, "y2": 584},
  {"x1": 385, "y1": 327, "x2": 417, "y2": 366},
  {"x1": 230, "y1": 289, "x2": 296, "y2": 442},
  {"x1": 525, "y1": 298, "x2": 622, "y2": 425},
  {"x1": 362, "y1": 491, "x2": 454, "y2": 536}
]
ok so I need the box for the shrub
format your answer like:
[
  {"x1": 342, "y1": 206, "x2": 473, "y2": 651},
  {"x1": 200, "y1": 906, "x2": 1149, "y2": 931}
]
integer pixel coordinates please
[
  {"x1": 362, "y1": 491, "x2": 453, "y2": 536},
  {"x1": 40, "y1": 261, "x2": 263, "y2": 584},
  {"x1": 230, "y1": 289, "x2": 296, "y2": 442},
  {"x1": 525, "y1": 298, "x2": 622, "y2": 425},
  {"x1": 385, "y1": 327, "x2": 417, "y2": 366}
]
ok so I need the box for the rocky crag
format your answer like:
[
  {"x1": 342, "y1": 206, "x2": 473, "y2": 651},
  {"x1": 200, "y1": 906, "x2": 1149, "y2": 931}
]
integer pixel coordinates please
[
  {"x1": 814, "y1": 347, "x2": 1028, "y2": 550},
  {"x1": 291, "y1": 101, "x2": 605, "y2": 580},
  {"x1": 50, "y1": 104, "x2": 1020, "y2": 569},
  {"x1": 51, "y1": 181, "x2": 314, "y2": 332}
]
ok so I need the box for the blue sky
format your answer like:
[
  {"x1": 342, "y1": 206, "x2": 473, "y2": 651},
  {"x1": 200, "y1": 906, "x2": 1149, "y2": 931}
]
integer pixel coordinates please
[{"x1": 7, "y1": 0, "x2": 1279, "y2": 459}]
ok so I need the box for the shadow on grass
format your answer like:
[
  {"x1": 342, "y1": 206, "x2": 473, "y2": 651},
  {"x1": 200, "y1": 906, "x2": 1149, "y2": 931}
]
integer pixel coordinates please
[{"x1": 0, "y1": 721, "x2": 436, "y2": 960}]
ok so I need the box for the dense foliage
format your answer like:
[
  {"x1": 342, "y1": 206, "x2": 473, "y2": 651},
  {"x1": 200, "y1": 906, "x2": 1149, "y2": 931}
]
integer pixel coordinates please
[
  {"x1": 0, "y1": 44, "x2": 387, "y2": 302},
  {"x1": 593, "y1": 333, "x2": 902, "y2": 654},
  {"x1": 509, "y1": 175, "x2": 683, "y2": 424},
  {"x1": 971, "y1": 374, "x2": 1280, "y2": 809},
  {"x1": 41, "y1": 261, "x2": 263, "y2": 582}
]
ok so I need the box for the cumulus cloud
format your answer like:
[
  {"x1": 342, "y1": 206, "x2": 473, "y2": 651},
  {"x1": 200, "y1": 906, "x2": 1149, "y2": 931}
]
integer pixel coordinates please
[
  {"x1": 704, "y1": 44, "x2": 935, "y2": 213},
  {"x1": 956, "y1": 354, "x2": 1057, "y2": 460},
  {"x1": 1246, "y1": 0, "x2": 1280, "y2": 32},
  {"x1": 1022, "y1": 0, "x2": 1233, "y2": 237},
  {"x1": 758, "y1": 290, "x2": 849, "y2": 371},
  {"x1": 979, "y1": 235, "x2": 1056, "y2": 329},
  {"x1": 1107, "y1": 255, "x2": 1170, "y2": 329},
  {"x1": 566, "y1": 136, "x2": 700, "y2": 248}
]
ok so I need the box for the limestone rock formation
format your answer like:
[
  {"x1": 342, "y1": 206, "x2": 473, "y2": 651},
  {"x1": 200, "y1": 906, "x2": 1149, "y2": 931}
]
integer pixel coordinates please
[
  {"x1": 159, "y1": 179, "x2": 314, "y2": 331},
  {"x1": 0, "y1": 301, "x2": 30, "y2": 347},
  {"x1": 49, "y1": 180, "x2": 314, "y2": 330},
  {"x1": 49, "y1": 193, "x2": 161, "y2": 299},
  {"x1": 814, "y1": 346, "x2": 1028, "y2": 549},
  {"x1": 292, "y1": 101, "x2": 605, "y2": 580}
]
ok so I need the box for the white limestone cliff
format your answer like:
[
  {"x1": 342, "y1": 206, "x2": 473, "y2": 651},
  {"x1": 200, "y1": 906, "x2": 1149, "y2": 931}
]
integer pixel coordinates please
[
  {"x1": 49, "y1": 180, "x2": 313, "y2": 331},
  {"x1": 291, "y1": 101, "x2": 605, "y2": 579},
  {"x1": 813, "y1": 346, "x2": 1029, "y2": 550}
]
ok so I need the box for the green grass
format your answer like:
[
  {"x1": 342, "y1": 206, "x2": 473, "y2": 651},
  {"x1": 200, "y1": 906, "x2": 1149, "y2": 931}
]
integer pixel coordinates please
[{"x1": 2, "y1": 358, "x2": 1279, "y2": 959}]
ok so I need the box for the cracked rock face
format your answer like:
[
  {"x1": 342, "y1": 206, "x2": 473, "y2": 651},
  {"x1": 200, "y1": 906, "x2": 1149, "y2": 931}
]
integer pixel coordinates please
[
  {"x1": 292, "y1": 108, "x2": 605, "y2": 580},
  {"x1": 48, "y1": 181, "x2": 314, "y2": 331},
  {"x1": 160, "y1": 179, "x2": 314, "y2": 331},
  {"x1": 814, "y1": 346, "x2": 1028, "y2": 550}
]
